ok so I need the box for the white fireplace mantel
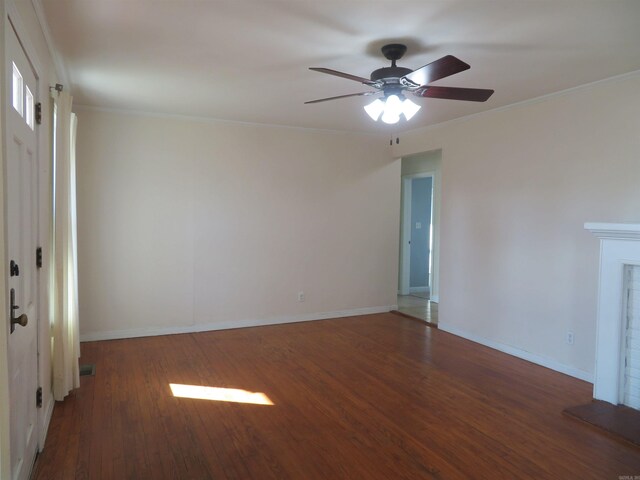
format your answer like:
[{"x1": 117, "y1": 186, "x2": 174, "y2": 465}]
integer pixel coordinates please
[
  {"x1": 585, "y1": 222, "x2": 640, "y2": 405},
  {"x1": 585, "y1": 223, "x2": 640, "y2": 241}
]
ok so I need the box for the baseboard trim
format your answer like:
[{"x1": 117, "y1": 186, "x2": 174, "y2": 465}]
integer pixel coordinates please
[
  {"x1": 80, "y1": 305, "x2": 395, "y2": 342},
  {"x1": 438, "y1": 322, "x2": 593, "y2": 383},
  {"x1": 39, "y1": 396, "x2": 55, "y2": 451}
]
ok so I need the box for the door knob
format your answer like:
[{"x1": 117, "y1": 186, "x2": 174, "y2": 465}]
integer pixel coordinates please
[
  {"x1": 12, "y1": 314, "x2": 28, "y2": 330},
  {"x1": 9, "y1": 288, "x2": 28, "y2": 334}
]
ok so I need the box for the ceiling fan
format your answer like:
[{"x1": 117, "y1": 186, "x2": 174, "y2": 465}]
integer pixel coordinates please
[{"x1": 306, "y1": 43, "x2": 494, "y2": 124}]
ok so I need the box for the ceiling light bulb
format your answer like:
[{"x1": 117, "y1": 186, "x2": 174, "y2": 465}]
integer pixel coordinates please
[
  {"x1": 381, "y1": 111, "x2": 400, "y2": 124},
  {"x1": 364, "y1": 99, "x2": 385, "y2": 121},
  {"x1": 381, "y1": 95, "x2": 402, "y2": 124},
  {"x1": 384, "y1": 95, "x2": 402, "y2": 116},
  {"x1": 401, "y1": 98, "x2": 421, "y2": 121}
]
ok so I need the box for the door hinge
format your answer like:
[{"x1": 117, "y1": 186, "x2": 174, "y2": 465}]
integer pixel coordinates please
[
  {"x1": 36, "y1": 387, "x2": 43, "y2": 408},
  {"x1": 10, "y1": 260, "x2": 19, "y2": 277},
  {"x1": 35, "y1": 102, "x2": 42, "y2": 125},
  {"x1": 36, "y1": 247, "x2": 43, "y2": 269}
]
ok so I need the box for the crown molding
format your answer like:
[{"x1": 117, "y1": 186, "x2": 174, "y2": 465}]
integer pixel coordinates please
[{"x1": 73, "y1": 103, "x2": 387, "y2": 137}]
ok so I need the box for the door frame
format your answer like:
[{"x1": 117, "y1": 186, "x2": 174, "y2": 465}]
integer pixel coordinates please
[
  {"x1": 399, "y1": 171, "x2": 435, "y2": 297},
  {"x1": 0, "y1": 0, "x2": 10, "y2": 475},
  {"x1": 2, "y1": 1, "x2": 49, "y2": 477}
]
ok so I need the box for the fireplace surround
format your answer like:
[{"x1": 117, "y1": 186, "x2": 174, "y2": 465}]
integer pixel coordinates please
[{"x1": 585, "y1": 222, "x2": 640, "y2": 407}]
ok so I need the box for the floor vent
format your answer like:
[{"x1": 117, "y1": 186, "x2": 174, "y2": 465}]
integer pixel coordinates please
[{"x1": 79, "y1": 364, "x2": 96, "y2": 376}]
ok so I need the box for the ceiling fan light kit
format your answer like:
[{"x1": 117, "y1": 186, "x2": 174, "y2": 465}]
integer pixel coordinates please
[
  {"x1": 307, "y1": 43, "x2": 494, "y2": 125},
  {"x1": 364, "y1": 95, "x2": 421, "y2": 124}
]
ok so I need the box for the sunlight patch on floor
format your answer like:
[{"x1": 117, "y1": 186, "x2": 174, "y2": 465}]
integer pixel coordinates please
[{"x1": 169, "y1": 383, "x2": 274, "y2": 405}]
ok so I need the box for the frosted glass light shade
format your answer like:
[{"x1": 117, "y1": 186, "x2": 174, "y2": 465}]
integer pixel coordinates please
[
  {"x1": 381, "y1": 95, "x2": 401, "y2": 124},
  {"x1": 364, "y1": 95, "x2": 421, "y2": 124},
  {"x1": 364, "y1": 99, "x2": 385, "y2": 121},
  {"x1": 401, "y1": 98, "x2": 421, "y2": 120}
]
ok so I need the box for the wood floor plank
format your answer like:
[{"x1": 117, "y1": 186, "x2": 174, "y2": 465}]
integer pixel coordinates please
[{"x1": 32, "y1": 313, "x2": 640, "y2": 479}]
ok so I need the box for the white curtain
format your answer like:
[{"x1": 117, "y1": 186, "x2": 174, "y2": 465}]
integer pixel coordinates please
[{"x1": 51, "y1": 90, "x2": 80, "y2": 401}]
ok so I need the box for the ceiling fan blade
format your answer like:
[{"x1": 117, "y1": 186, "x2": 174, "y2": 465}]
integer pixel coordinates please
[
  {"x1": 309, "y1": 67, "x2": 376, "y2": 85},
  {"x1": 305, "y1": 92, "x2": 378, "y2": 104},
  {"x1": 415, "y1": 86, "x2": 494, "y2": 102},
  {"x1": 402, "y1": 55, "x2": 470, "y2": 86}
]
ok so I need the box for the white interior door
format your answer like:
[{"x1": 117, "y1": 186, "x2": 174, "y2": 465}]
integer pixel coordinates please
[{"x1": 6, "y1": 19, "x2": 40, "y2": 480}]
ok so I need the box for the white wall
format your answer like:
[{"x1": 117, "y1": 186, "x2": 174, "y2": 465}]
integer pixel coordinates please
[
  {"x1": 75, "y1": 109, "x2": 399, "y2": 339},
  {"x1": 392, "y1": 72, "x2": 640, "y2": 379}
]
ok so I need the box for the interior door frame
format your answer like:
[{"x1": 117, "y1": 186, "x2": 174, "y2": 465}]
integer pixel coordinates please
[
  {"x1": 399, "y1": 171, "x2": 435, "y2": 297},
  {"x1": 2, "y1": 1, "x2": 47, "y2": 476}
]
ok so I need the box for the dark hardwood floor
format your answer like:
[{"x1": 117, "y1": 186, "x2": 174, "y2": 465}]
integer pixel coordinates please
[{"x1": 32, "y1": 313, "x2": 640, "y2": 479}]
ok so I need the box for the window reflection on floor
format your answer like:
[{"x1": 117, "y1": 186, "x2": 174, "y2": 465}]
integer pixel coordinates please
[{"x1": 170, "y1": 384, "x2": 274, "y2": 405}]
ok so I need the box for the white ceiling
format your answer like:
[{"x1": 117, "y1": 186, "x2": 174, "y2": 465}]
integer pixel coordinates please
[{"x1": 40, "y1": 0, "x2": 640, "y2": 133}]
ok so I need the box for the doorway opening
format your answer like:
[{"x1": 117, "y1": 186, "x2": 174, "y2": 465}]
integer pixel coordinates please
[
  {"x1": 401, "y1": 174, "x2": 433, "y2": 297},
  {"x1": 397, "y1": 150, "x2": 441, "y2": 324}
]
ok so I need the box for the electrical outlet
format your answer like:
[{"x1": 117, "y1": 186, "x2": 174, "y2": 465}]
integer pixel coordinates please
[
  {"x1": 297, "y1": 291, "x2": 305, "y2": 302},
  {"x1": 566, "y1": 331, "x2": 575, "y2": 345}
]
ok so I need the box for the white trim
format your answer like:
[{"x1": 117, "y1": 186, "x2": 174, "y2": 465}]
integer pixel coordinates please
[
  {"x1": 430, "y1": 295, "x2": 439, "y2": 303},
  {"x1": 0, "y1": 2, "x2": 11, "y2": 472},
  {"x1": 31, "y1": 0, "x2": 69, "y2": 86},
  {"x1": 399, "y1": 69, "x2": 640, "y2": 136},
  {"x1": 38, "y1": 397, "x2": 54, "y2": 451},
  {"x1": 399, "y1": 176, "x2": 412, "y2": 295},
  {"x1": 402, "y1": 172, "x2": 436, "y2": 179},
  {"x1": 584, "y1": 223, "x2": 640, "y2": 405},
  {"x1": 584, "y1": 222, "x2": 640, "y2": 241},
  {"x1": 73, "y1": 104, "x2": 385, "y2": 137},
  {"x1": 6, "y1": 0, "x2": 42, "y2": 75},
  {"x1": 438, "y1": 322, "x2": 593, "y2": 383},
  {"x1": 80, "y1": 306, "x2": 396, "y2": 342}
]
